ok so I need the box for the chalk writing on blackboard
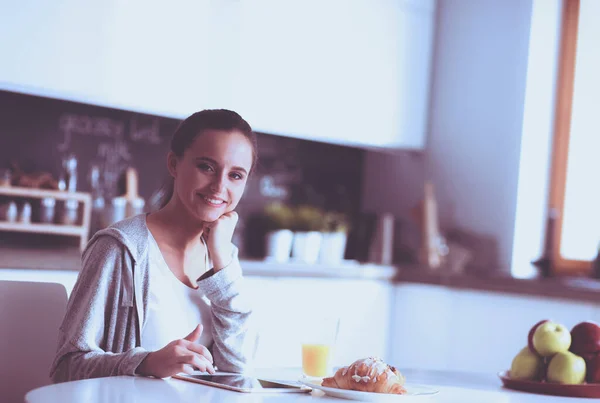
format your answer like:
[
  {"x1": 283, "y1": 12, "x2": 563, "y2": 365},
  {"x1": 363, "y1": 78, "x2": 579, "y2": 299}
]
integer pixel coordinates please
[
  {"x1": 58, "y1": 113, "x2": 163, "y2": 150},
  {"x1": 97, "y1": 140, "x2": 132, "y2": 198},
  {"x1": 57, "y1": 113, "x2": 125, "y2": 152},
  {"x1": 97, "y1": 141, "x2": 132, "y2": 161},
  {"x1": 130, "y1": 117, "x2": 161, "y2": 144}
]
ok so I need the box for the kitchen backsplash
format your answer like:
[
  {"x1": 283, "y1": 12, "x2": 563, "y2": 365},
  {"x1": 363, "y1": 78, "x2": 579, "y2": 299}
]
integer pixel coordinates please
[{"x1": 0, "y1": 90, "x2": 365, "y2": 257}]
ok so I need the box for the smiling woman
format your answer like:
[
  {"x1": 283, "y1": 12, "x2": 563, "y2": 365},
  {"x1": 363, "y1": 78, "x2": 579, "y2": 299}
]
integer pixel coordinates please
[
  {"x1": 50, "y1": 109, "x2": 259, "y2": 383},
  {"x1": 159, "y1": 110, "x2": 258, "y2": 210},
  {"x1": 168, "y1": 130, "x2": 253, "y2": 223},
  {"x1": 152, "y1": 110, "x2": 258, "y2": 277}
]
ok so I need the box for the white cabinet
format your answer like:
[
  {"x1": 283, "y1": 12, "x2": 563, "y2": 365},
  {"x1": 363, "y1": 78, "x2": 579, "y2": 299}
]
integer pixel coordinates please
[
  {"x1": 99, "y1": 1, "x2": 213, "y2": 117},
  {"x1": 391, "y1": 283, "x2": 598, "y2": 373},
  {"x1": 0, "y1": 267, "x2": 394, "y2": 370},
  {"x1": 392, "y1": 283, "x2": 455, "y2": 371},
  {"x1": 232, "y1": 0, "x2": 435, "y2": 150},
  {"x1": 1, "y1": 1, "x2": 435, "y2": 150},
  {"x1": 245, "y1": 277, "x2": 393, "y2": 369},
  {"x1": 448, "y1": 289, "x2": 596, "y2": 373},
  {"x1": 0, "y1": 1, "x2": 110, "y2": 104},
  {"x1": 0, "y1": 1, "x2": 213, "y2": 118}
]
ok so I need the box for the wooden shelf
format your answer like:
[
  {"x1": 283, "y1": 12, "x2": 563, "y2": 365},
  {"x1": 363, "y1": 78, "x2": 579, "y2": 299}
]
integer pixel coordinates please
[
  {"x1": 0, "y1": 186, "x2": 92, "y2": 250},
  {"x1": 0, "y1": 186, "x2": 91, "y2": 202},
  {"x1": 0, "y1": 222, "x2": 84, "y2": 236}
]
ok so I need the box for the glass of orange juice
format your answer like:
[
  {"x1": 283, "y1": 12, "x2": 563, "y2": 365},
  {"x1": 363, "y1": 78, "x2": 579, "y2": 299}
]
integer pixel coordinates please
[{"x1": 301, "y1": 317, "x2": 340, "y2": 379}]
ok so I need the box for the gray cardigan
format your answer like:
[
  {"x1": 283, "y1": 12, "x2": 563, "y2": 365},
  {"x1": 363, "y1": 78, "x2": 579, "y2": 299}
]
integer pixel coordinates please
[{"x1": 50, "y1": 214, "x2": 253, "y2": 383}]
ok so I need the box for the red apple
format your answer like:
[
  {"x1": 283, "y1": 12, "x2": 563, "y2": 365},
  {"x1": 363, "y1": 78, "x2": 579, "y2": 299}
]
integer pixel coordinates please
[
  {"x1": 528, "y1": 320, "x2": 550, "y2": 354},
  {"x1": 582, "y1": 352, "x2": 600, "y2": 383},
  {"x1": 570, "y1": 321, "x2": 600, "y2": 356}
]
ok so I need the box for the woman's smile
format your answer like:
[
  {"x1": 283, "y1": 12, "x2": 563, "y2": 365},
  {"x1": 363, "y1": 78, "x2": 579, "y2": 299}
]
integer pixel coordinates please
[{"x1": 197, "y1": 193, "x2": 228, "y2": 208}]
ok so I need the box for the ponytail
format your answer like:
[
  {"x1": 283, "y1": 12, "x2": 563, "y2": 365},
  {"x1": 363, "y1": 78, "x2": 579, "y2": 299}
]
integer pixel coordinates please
[
  {"x1": 148, "y1": 176, "x2": 174, "y2": 212},
  {"x1": 160, "y1": 177, "x2": 174, "y2": 209}
]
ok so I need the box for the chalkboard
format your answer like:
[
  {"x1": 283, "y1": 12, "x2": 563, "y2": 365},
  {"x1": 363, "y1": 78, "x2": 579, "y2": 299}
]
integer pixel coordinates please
[
  {"x1": 0, "y1": 89, "x2": 367, "y2": 256},
  {"x1": 1, "y1": 89, "x2": 365, "y2": 213}
]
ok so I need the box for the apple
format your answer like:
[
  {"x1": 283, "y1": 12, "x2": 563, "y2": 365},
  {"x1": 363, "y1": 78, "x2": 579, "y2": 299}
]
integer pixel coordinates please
[
  {"x1": 547, "y1": 351, "x2": 586, "y2": 384},
  {"x1": 570, "y1": 321, "x2": 600, "y2": 356},
  {"x1": 528, "y1": 320, "x2": 550, "y2": 354},
  {"x1": 510, "y1": 347, "x2": 545, "y2": 381},
  {"x1": 581, "y1": 352, "x2": 600, "y2": 383},
  {"x1": 532, "y1": 321, "x2": 571, "y2": 357}
]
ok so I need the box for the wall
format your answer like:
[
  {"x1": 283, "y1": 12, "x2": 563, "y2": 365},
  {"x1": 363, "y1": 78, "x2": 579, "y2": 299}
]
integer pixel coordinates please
[
  {"x1": 362, "y1": 0, "x2": 534, "y2": 273},
  {"x1": 0, "y1": 90, "x2": 365, "y2": 257}
]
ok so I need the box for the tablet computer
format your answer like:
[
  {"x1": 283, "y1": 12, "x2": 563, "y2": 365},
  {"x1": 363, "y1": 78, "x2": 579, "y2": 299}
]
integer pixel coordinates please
[{"x1": 173, "y1": 373, "x2": 312, "y2": 393}]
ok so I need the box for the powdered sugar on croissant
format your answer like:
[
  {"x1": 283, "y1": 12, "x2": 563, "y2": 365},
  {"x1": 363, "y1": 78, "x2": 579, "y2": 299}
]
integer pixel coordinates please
[{"x1": 322, "y1": 357, "x2": 407, "y2": 394}]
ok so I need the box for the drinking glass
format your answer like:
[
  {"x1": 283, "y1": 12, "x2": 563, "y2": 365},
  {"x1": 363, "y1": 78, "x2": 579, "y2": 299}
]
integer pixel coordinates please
[{"x1": 300, "y1": 316, "x2": 340, "y2": 379}]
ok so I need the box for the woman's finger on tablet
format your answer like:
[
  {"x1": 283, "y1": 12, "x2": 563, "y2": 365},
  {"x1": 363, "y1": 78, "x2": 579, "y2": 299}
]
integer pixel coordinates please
[
  {"x1": 181, "y1": 363, "x2": 195, "y2": 375},
  {"x1": 181, "y1": 353, "x2": 215, "y2": 374},
  {"x1": 184, "y1": 340, "x2": 213, "y2": 363}
]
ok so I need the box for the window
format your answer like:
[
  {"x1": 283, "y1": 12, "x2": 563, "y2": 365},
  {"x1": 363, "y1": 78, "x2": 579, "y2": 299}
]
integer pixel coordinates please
[
  {"x1": 511, "y1": 0, "x2": 562, "y2": 279},
  {"x1": 548, "y1": 0, "x2": 599, "y2": 275},
  {"x1": 512, "y1": 0, "x2": 598, "y2": 278}
]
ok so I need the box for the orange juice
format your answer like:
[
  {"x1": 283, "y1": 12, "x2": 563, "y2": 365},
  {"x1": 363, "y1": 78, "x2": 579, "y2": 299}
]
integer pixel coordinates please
[{"x1": 301, "y1": 343, "x2": 332, "y2": 377}]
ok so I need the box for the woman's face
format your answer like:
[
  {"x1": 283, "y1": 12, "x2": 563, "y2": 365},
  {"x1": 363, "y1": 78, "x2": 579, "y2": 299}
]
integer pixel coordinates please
[{"x1": 169, "y1": 129, "x2": 254, "y2": 223}]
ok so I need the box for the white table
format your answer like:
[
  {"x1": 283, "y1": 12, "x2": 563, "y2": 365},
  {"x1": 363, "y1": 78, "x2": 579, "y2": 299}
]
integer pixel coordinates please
[{"x1": 25, "y1": 369, "x2": 589, "y2": 402}]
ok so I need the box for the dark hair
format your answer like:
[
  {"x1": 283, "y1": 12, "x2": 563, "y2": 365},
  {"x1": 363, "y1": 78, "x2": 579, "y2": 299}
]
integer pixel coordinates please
[
  {"x1": 156, "y1": 109, "x2": 258, "y2": 209},
  {"x1": 171, "y1": 109, "x2": 258, "y2": 168}
]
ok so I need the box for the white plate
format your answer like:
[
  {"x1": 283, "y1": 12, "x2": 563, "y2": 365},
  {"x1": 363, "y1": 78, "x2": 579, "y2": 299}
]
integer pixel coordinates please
[{"x1": 300, "y1": 379, "x2": 439, "y2": 402}]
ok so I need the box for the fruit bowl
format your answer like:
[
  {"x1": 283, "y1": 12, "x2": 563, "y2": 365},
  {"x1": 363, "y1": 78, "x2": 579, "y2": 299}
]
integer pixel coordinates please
[{"x1": 499, "y1": 371, "x2": 600, "y2": 398}]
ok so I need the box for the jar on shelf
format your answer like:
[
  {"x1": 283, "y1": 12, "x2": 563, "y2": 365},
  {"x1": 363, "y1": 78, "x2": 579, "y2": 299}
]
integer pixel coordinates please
[
  {"x1": 40, "y1": 197, "x2": 56, "y2": 224},
  {"x1": 126, "y1": 198, "x2": 146, "y2": 218},
  {"x1": 19, "y1": 202, "x2": 32, "y2": 224},
  {"x1": 110, "y1": 197, "x2": 127, "y2": 224},
  {"x1": 5, "y1": 201, "x2": 17, "y2": 222},
  {"x1": 62, "y1": 199, "x2": 79, "y2": 225}
]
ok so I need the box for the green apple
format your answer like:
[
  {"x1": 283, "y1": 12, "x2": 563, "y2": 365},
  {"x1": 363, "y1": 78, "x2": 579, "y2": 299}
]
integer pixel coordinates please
[
  {"x1": 510, "y1": 347, "x2": 544, "y2": 380},
  {"x1": 533, "y1": 321, "x2": 571, "y2": 357},
  {"x1": 547, "y1": 351, "x2": 586, "y2": 384}
]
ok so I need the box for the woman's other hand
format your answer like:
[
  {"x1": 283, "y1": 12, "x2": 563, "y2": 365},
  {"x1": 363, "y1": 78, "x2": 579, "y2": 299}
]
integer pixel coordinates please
[
  {"x1": 204, "y1": 211, "x2": 238, "y2": 271},
  {"x1": 137, "y1": 324, "x2": 215, "y2": 378}
]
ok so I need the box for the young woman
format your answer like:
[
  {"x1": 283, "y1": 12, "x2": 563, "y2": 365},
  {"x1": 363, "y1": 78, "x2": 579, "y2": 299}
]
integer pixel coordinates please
[{"x1": 50, "y1": 109, "x2": 258, "y2": 382}]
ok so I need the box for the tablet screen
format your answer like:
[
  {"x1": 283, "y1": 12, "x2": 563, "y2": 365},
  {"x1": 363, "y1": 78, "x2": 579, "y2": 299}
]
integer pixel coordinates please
[{"x1": 180, "y1": 374, "x2": 310, "y2": 393}]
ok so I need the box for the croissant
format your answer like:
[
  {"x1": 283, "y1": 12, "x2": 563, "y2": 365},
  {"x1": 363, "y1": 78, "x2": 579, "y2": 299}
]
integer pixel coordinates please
[{"x1": 322, "y1": 357, "x2": 407, "y2": 394}]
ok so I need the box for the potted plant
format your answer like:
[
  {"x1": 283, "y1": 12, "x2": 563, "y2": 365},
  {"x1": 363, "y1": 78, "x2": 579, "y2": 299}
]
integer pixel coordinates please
[
  {"x1": 291, "y1": 205, "x2": 325, "y2": 264},
  {"x1": 263, "y1": 202, "x2": 295, "y2": 262},
  {"x1": 319, "y1": 212, "x2": 351, "y2": 264}
]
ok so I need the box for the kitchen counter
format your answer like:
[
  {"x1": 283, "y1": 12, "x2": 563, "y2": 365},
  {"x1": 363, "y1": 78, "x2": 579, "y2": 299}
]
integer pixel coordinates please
[
  {"x1": 395, "y1": 266, "x2": 600, "y2": 304},
  {"x1": 0, "y1": 245, "x2": 397, "y2": 281},
  {"x1": 2, "y1": 245, "x2": 600, "y2": 303}
]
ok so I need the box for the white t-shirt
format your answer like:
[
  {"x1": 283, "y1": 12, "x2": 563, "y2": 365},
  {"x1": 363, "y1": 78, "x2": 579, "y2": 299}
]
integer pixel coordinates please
[{"x1": 141, "y1": 232, "x2": 212, "y2": 351}]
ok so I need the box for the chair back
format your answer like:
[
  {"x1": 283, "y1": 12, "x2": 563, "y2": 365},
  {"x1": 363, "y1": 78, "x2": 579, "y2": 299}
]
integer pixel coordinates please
[{"x1": 0, "y1": 280, "x2": 68, "y2": 403}]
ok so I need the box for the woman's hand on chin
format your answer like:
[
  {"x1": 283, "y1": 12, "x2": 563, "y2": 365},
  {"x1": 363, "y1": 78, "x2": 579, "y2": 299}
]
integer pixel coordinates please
[{"x1": 203, "y1": 211, "x2": 238, "y2": 271}]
